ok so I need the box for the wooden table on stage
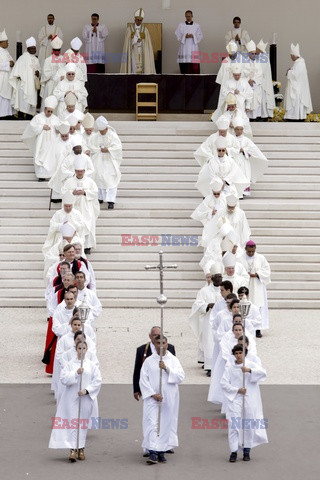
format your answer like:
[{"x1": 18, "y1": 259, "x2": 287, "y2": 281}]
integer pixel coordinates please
[{"x1": 86, "y1": 74, "x2": 219, "y2": 113}]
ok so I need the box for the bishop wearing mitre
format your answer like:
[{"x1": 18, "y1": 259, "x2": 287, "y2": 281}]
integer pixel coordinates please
[{"x1": 120, "y1": 8, "x2": 155, "y2": 74}]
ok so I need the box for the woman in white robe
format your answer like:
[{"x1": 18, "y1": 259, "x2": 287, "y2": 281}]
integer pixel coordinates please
[{"x1": 49, "y1": 341, "x2": 101, "y2": 462}]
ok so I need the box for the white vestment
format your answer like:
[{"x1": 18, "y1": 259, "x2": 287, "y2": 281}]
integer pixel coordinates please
[
  {"x1": 258, "y1": 54, "x2": 275, "y2": 117},
  {"x1": 221, "y1": 77, "x2": 253, "y2": 112},
  {"x1": 284, "y1": 57, "x2": 312, "y2": 119},
  {"x1": 216, "y1": 207, "x2": 251, "y2": 248},
  {"x1": 55, "y1": 52, "x2": 87, "y2": 85},
  {"x1": 9, "y1": 52, "x2": 40, "y2": 115},
  {"x1": 49, "y1": 151, "x2": 94, "y2": 196},
  {"x1": 38, "y1": 24, "x2": 63, "y2": 67},
  {"x1": 22, "y1": 112, "x2": 60, "y2": 178},
  {"x1": 225, "y1": 28, "x2": 250, "y2": 52},
  {"x1": 238, "y1": 252, "x2": 271, "y2": 329},
  {"x1": 49, "y1": 357, "x2": 101, "y2": 449},
  {"x1": 244, "y1": 60, "x2": 264, "y2": 119},
  {"x1": 0, "y1": 47, "x2": 14, "y2": 117},
  {"x1": 89, "y1": 129, "x2": 122, "y2": 203},
  {"x1": 194, "y1": 132, "x2": 240, "y2": 168},
  {"x1": 221, "y1": 359, "x2": 268, "y2": 451},
  {"x1": 82, "y1": 24, "x2": 108, "y2": 64},
  {"x1": 61, "y1": 176, "x2": 100, "y2": 249},
  {"x1": 77, "y1": 287, "x2": 102, "y2": 319},
  {"x1": 120, "y1": 24, "x2": 155, "y2": 74},
  {"x1": 217, "y1": 110, "x2": 252, "y2": 138},
  {"x1": 189, "y1": 284, "x2": 222, "y2": 368},
  {"x1": 42, "y1": 208, "x2": 88, "y2": 273},
  {"x1": 53, "y1": 79, "x2": 88, "y2": 117},
  {"x1": 140, "y1": 351, "x2": 185, "y2": 452},
  {"x1": 208, "y1": 330, "x2": 256, "y2": 404},
  {"x1": 234, "y1": 134, "x2": 268, "y2": 185},
  {"x1": 40, "y1": 54, "x2": 64, "y2": 103},
  {"x1": 175, "y1": 22, "x2": 203, "y2": 63}
]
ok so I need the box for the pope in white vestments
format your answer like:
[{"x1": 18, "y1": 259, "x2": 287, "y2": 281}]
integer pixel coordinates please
[
  {"x1": 89, "y1": 116, "x2": 122, "y2": 208},
  {"x1": 0, "y1": 30, "x2": 14, "y2": 118},
  {"x1": 139, "y1": 337, "x2": 185, "y2": 462},
  {"x1": 9, "y1": 37, "x2": 41, "y2": 117},
  {"x1": 38, "y1": 14, "x2": 63, "y2": 68},
  {"x1": 175, "y1": 10, "x2": 203, "y2": 74},
  {"x1": 284, "y1": 43, "x2": 312, "y2": 120},
  {"x1": 61, "y1": 156, "x2": 100, "y2": 251},
  {"x1": 22, "y1": 95, "x2": 60, "y2": 180},
  {"x1": 120, "y1": 9, "x2": 156, "y2": 74}
]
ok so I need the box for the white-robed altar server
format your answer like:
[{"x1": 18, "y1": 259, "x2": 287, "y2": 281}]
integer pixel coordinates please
[
  {"x1": 49, "y1": 341, "x2": 101, "y2": 462},
  {"x1": 189, "y1": 270, "x2": 222, "y2": 370},
  {"x1": 175, "y1": 10, "x2": 203, "y2": 74},
  {"x1": 225, "y1": 17, "x2": 250, "y2": 53},
  {"x1": 238, "y1": 240, "x2": 271, "y2": 331},
  {"x1": 233, "y1": 116, "x2": 268, "y2": 194},
  {"x1": 89, "y1": 115, "x2": 122, "y2": 209},
  {"x1": 221, "y1": 345, "x2": 268, "y2": 462},
  {"x1": 74, "y1": 271, "x2": 102, "y2": 320},
  {"x1": 22, "y1": 95, "x2": 60, "y2": 180},
  {"x1": 120, "y1": 8, "x2": 156, "y2": 74},
  {"x1": 284, "y1": 43, "x2": 312, "y2": 121},
  {"x1": 53, "y1": 63, "x2": 88, "y2": 117},
  {"x1": 42, "y1": 192, "x2": 89, "y2": 273},
  {"x1": 40, "y1": 36, "x2": 64, "y2": 107},
  {"x1": 0, "y1": 30, "x2": 14, "y2": 118},
  {"x1": 82, "y1": 13, "x2": 108, "y2": 73},
  {"x1": 61, "y1": 155, "x2": 100, "y2": 254},
  {"x1": 38, "y1": 14, "x2": 63, "y2": 68},
  {"x1": 9, "y1": 37, "x2": 40, "y2": 118},
  {"x1": 256, "y1": 39, "x2": 275, "y2": 119},
  {"x1": 140, "y1": 335, "x2": 185, "y2": 465}
]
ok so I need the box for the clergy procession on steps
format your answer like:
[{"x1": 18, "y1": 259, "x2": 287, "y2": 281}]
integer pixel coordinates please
[{"x1": 0, "y1": 6, "x2": 314, "y2": 467}]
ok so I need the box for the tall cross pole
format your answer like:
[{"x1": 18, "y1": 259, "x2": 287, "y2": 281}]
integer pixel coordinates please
[{"x1": 145, "y1": 251, "x2": 177, "y2": 436}]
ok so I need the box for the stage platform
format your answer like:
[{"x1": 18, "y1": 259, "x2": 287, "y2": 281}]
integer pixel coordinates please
[{"x1": 87, "y1": 73, "x2": 219, "y2": 112}]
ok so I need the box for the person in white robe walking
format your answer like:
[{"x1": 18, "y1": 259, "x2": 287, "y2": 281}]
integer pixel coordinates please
[
  {"x1": 40, "y1": 36, "x2": 64, "y2": 108},
  {"x1": 0, "y1": 30, "x2": 14, "y2": 118},
  {"x1": 238, "y1": 240, "x2": 271, "y2": 331},
  {"x1": 89, "y1": 115, "x2": 122, "y2": 209},
  {"x1": 61, "y1": 155, "x2": 100, "y2": 254},
  {"x1": 175, "y1": 10, "x2": 203, "y2": 74},
  {"x1": 38, "y1": 14, "x2": 63, "y2": 68},
  {"x1": 139, "y1": 335, "x2": 185, "y2": 464},
  {"x1": 256, "y1": 39, "x2": 275, "y2": 119},
  {"x1": 284, "y1": 43, "x2": 312, "y2": 121},
  {"x1": 53, "y1": 63, "x2": 88, "y2": 117},
  {"x1": 22, "y1": 95, "x2": 60, "y2": 180},
  {"x1": 49, "y1": 341, "x2": 101, "y2": 462},
  {"x1": 221, "y1": 344, "x2": 268, "y2": 462},
  {"x1": 9, "y1": 37, "x2": 41, "y2": 119}
]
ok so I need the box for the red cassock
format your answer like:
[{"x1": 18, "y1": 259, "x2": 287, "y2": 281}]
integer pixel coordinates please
[{"x1": 43, "y1": 287, "x2": 66, "y2": 374}]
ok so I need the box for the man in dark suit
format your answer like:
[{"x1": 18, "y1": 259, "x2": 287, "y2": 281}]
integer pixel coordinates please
[{"x1": 133, "y1": 326, "x2": 176, "y2": 401}]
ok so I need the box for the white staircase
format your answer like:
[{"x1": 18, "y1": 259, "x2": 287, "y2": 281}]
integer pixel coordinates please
[{"x1": 0, "y1": 120, "x2": 319, "y2": 308}]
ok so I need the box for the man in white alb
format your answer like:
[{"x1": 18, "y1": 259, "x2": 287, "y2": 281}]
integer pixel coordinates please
[
  {"x1": 38, "y1": 14, "x2": 63, "y2": 68},
  {"x1": 82, "y1": 12, "x2": 108, "y2": 73},
  {"x1": 175, "y1": 10, "x2": 203, "y2": 74}
]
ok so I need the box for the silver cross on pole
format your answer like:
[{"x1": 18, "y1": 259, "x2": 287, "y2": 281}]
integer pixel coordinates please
[{"x1": 145, "y1": 251, "x2": 177, "y2": 436}]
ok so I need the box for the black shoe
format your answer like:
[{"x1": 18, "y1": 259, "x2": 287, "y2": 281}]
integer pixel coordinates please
[
  {"x1": 206, "y1": 370, "x2": 211, "y2": 377},
  {"x1": 107, "y1": 202, "x2": 115, "y2": 209},
  {"x1": 84, "y1": 248, "x2": 91, "y2": 255},
  {"x1": 229, "y1": 452, "x2": 237, "y2": 462},
  {"x1": 256, "y1": 330, "x2": 262, "y2": 338},
  {"x1": 38, "y1": 178, "x2": 46, "y2": 182},
  {"x1": 143, "y1": 452, "x2": 149, "y2": 458},
  {"x1": 198, "y1": 361, "x2": 204, "y2": 364},
  {"x1": 243, "y1": 448, "x2": 250, "y2": 461},
  {"x1": 158, "y1": 453, "x2": 167, "y2": 463},
  {"x1": 51, "y1": 199, "x2": 62, "y2": 203},
  {"x1": 201, "y1": 365, "x2": 204, "y2": 369},
  {"x1": 165, "y1": 449, "x2": 174, "y2": 454},
  {"x1": 146, "y1": 453, "x2": 158, "y2": 464},
  {"x1": 98, "y1": 199, "x2": 103, "y2": 204}
]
